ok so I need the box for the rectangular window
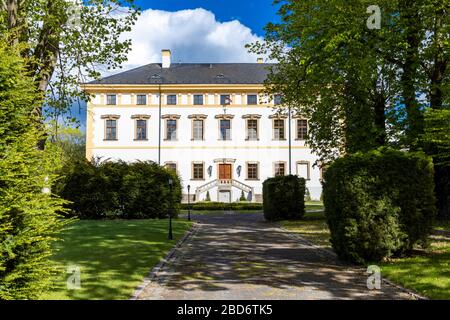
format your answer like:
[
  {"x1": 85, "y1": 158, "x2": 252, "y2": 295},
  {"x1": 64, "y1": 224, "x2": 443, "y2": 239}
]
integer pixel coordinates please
[
  {"x1": 220, "y1": 94, "x2": 231, "y2": 105},
  {"x1": 167, "y1": 94, "x2": 177, "y2": 105},
  {"x1": 297, "y1": 162, "x2": 310, "y2": 180},
  {"x1": 247, "y1": 95, "x2": 258, "y2": 105},
  {"x1": 105, "y1": 120, "x2": 117, "y2": 140},
  {"x1": 246, "y1": 119, "x2": 258, "y2": 140},
  {"x1": 193, "y1": 95, "x2": 204, "y2": 105},
  {"x1": 274, "y1": 95, "x2": 282, "y2": 105},
  {"x1": 135, "y1": 119, "x2": 147, "y2": 140},
  {"x1": 220, "y1": 119, "x2": 231, "y2": 140},
  {"x1": 136, "y1": 94, "x2": 147, "y2": 105},
  {"x1": 106, "y1": 94, "x2": 117, "y2": 105},
  {"x1": 274, "y1": 162, "x2": 286, "y2": 177},
  {"x1": 297, "y1": 119, "x2": 308, "y2": 140},
  {"x1": 247, "y1": 163, "x2": 259, "y2": 180},
  {"x1": 165, "y1": 162, "x2": 177, "y2": 172},
  {"x1": 193, "y1": 163, "x2": 204, "y2": 180},
  {"x1": 166, "y1": 119, "x2": 177, "y2": 140},
  {"x1": 274, "y1": 119, "x2": 285, "y2": 140},
  {"x1": 192, "y1": 120, "x2": 204, "y2": 140}
]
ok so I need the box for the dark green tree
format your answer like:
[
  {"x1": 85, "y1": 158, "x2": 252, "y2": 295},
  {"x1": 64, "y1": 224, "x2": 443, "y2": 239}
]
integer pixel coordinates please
[
  {"x1": 1, "y1": 0, "x2": 140, "y2": 142},
  {"x1": 0, "y1": 40, "x2": 67, "y2": 299}
]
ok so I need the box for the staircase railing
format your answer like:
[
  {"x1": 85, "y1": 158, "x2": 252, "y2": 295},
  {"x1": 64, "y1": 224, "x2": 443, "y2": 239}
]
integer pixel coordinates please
[{"x1": 194, "y1": 178, "x2": 255, "y2": 202}]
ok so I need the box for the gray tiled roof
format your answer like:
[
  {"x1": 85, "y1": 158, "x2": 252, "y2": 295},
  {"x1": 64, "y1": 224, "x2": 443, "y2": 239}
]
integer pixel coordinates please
[{"x1": 89, "y1": 63, "x2": 276, "y2": 85}]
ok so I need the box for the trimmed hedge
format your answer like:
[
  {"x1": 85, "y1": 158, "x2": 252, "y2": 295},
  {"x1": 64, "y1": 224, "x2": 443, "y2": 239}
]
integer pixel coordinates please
[
  {"x1": 56, "y1": 159, "x2": 181, "y2": 219},
  {"x1": 263, "y1": 175, "x2": 306, "y2": 221},
  {"x1": 181, "y1": 201, "x2": 263, "y2": 211},
  {"x1": 323, "y1": 148, "x2": 436, "y2": 264}
]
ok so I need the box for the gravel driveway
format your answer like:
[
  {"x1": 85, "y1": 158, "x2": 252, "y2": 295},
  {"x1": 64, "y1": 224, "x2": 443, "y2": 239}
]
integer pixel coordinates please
[{"x1": 136, "y1": 212, "x2": 412, "y2": 300}]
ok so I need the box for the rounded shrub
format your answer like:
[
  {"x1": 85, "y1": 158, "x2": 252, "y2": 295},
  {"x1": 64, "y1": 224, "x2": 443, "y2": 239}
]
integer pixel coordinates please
[
  {"x1": 263, "y1": 175, "x2": 306, "y2": 221},
  {"x1": 56, "y1": 159, "x2": 181, "y2": 219},
  {"x1": 323, "y1": 147, "x2": 436, "y2": 264}
]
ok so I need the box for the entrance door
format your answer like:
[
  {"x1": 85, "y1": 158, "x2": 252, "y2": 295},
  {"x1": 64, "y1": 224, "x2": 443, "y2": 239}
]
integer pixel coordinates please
[
  {"x1": 219, "y1": 190, "x2": 231, "y2": 203},
  {"x1": 219, "y1": 164, "x2": 232, "y2": 180}
]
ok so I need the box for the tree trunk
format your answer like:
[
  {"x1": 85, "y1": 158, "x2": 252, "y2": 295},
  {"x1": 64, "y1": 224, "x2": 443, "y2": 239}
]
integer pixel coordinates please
[
  {"x1": 6, "y1": 0, "x2": 18, "y2": 45},
  {"x1": 400, "y1": 1, "x2": 423, "y2": 148},
  {"x1": 374, "y1": 90, "x2": 386, "y2": 146}
]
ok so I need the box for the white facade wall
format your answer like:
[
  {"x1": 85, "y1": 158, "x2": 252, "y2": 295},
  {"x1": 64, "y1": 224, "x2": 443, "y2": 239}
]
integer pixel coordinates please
[{"x1": 87, "y1": 92, "x2": 323, "y2": 202}]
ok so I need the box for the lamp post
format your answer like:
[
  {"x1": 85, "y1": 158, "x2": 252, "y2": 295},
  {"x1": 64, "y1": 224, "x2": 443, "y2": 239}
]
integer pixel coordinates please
[
  {"x1": 168, "y1": 178, "x2": 173, "y2": 240},
  {"x1": 187, "y1": 185, "x2": 191, "y2": 221}
]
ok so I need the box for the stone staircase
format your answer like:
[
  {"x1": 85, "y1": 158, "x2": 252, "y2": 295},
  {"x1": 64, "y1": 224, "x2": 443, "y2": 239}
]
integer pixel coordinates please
[{"x1": 195, "y1": 179, "x2": 254, "y2": 202}]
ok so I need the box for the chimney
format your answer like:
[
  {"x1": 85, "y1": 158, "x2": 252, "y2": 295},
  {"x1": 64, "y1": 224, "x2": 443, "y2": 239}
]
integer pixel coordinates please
[
  {"x1": 162, "y1": 49, "x2": 171, "y2": 68},
  {"x1": 257, "y1": 57, "x2": 264, "y2": 64}
]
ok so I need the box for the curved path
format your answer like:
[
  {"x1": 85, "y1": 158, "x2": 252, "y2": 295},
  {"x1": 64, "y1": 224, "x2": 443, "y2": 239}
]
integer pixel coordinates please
[{"x1": 136, "y1": 212, "x2": 412, "y2": 300}]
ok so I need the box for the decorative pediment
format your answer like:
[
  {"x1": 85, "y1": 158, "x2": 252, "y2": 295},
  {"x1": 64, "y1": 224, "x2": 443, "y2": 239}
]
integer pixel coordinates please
[
  {"x1": 215, "y1": 114, "x2": 234, "y2": 120},
  {"x1": 100, "y1": 114, "x2": 120, "y2": 120},
  {"x1": 242, "y1": 114, "x2": 262, "y2": 120},
  {"x1": 269, "y1": 114, "x2": 287, "y2": 119},
  {"x1": 214, "y1": 158, "x2": 236, "y2": 164},
  {"x1": 131, "y1": 114, "x2": 151, "y2": 120},
  {"x1": 292, "y1": 114, "x2": 308, "y2": 119},
  {"x1": 162, "y1": 114, "x2": 181, "y2": 120},
  {"x1": 188, "y1": 114, "x2": 208, "y2": 120}
]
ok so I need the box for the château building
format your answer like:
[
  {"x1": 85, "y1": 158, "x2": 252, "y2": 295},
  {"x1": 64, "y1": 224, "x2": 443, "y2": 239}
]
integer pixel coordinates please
[{"x1": 83, "y1": 50, "x2": 323, "y2": 203}]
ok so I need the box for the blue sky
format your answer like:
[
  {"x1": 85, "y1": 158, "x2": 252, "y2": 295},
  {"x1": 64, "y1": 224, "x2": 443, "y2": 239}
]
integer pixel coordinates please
[
  {"x1": 132, "y1": 0, "x2": 280, "y2": 37},
  {"x1": 69, "y1": 1, "x2": 281, "y2": 129}
]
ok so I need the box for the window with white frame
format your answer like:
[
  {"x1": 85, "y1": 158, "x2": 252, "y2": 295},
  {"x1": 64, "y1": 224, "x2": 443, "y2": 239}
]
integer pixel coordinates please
[
  {"x1": 274, "y1": 162, "x2": 286, "y2": 176},
  {"x1": 246, "y1": 119, "x2": 258, "y2": 140},
  {"x1": 105, "y1": 119, "x2": 117, "y2": 140},
  {"x1": 274, "y1": 94, "x2": 282, "y2": 105},
  {"x1": 135, "y1": 119, "x2": 147, "y2": 140},
  {"x1": 273, "y1": 119, "x2": 285, "y2": 140},
  {"x1": 297, "y1": 119, "x2": 308, "y2": 140},
  {"x1": 167, "y1": 94, "x2": 177, "y2": 105},
  {"x1": 192, "y1": 162, "x2": 204, "y2": 180},
  {"x1": 247, "y1": 94, "x2": 258, "y2": 105},
  {"x1": 193, "y1": 94, "x2": 203, "y2": 105},
  {"x1": 192, "y1": 119, "x2": 204, "y2": 140},
  {"x1": 136, "y1": 94, "x2": 147, "y2": 105},
  {"x1": 166, "y1": 119, "x2": 177, "y2": 140},
  {"x1": 296, "y1": 161, "x2": 310, "y2": 180},
  {"x1": 247, "y1": 163, "x2": 259, "y2": 180},
  {"x1": 165, "y1": 162, "x2": 177, "y2": 172},
  {"x1": 106, "y1": 94, "x2": 117, "y2": 105},
  {"x1": 220, "y1": 119, "x2": 231, "y2": 140}
]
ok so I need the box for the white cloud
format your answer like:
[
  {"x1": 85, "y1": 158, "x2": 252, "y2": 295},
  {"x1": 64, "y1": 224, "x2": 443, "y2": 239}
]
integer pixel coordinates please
[{"x1": 119, "y1": 8, "x2": 267, "y2": 71}]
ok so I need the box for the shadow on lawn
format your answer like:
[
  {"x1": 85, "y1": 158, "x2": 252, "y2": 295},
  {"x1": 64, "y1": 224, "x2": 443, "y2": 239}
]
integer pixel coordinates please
[{"x1": 44, "y1": 219, "x2": 190, "y2": 300}]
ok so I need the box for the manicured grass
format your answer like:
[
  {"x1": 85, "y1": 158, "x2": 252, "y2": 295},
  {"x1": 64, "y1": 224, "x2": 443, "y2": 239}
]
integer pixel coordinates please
[
  {"x1": 41, "y1": 219, "x2": 192, "y2": 300},
  {"x1": 380, "y1": 234, "x2": 450, "y2": 299},
  {"x1": 281, "y1": 211, "x2": 330, "y2": 248},
  {"x1": 282, "y1": 211, "x2": 450, "y2": 299}
]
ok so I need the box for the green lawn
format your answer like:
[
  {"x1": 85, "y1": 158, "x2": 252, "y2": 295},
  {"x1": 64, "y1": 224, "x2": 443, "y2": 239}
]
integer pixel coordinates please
[
  {"x1": 281, "y1": 211, "x2": 330, "y2": 248},
  {"x1": 282, "y1": 211, "x2": 450, "y2": 299},
  {"x1": 41, "y1": 219, "x2": 192, "y2": 300}
]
